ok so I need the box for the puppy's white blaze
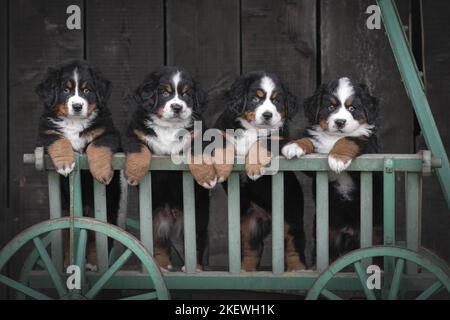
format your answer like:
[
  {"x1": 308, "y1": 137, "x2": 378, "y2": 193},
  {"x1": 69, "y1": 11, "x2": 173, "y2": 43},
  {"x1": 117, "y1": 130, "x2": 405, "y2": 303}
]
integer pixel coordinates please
[
  {"x1": 334, "y1": 77, "x2": 354, "y2": 105},
  {"x1": 254, "y1": 76, "x2": 282, "y2": 128},
  {"x1": 162, "y1": 71, "x2": 190, "y2": 120},
  {"x1": 67, "y1": 69, "x2": 88, "y2": 117}
]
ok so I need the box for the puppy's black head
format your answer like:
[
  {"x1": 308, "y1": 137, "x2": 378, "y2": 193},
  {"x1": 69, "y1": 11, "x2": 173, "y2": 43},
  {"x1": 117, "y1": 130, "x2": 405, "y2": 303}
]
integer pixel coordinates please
[
  {"x1": 304, "y1": 77, "x2": 378, "y2": 136},
  {"x1": 36, "y1": 60, "x2": 111, "y2": 118},
  {"x1": 134, "y1": 67, "x2": 206, "y2": 124},
  {"x1": 227, "y1": 71, "x2": 297, "y2": 129}
]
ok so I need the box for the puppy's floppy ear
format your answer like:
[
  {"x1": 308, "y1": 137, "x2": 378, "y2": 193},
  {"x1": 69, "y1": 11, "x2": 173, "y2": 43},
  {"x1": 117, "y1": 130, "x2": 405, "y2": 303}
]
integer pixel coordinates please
[
  {"x1": 359, "y1": 83, "x2": 379, "y2": 125},
  {"x1": 227, "y1": 74, "x2": 249, "y2": 116},
  {"x1": 282, "y1": 84, "x2": 298, "y2": 119},
  {"x1": 36, "y1": 67, "x2": 60, "y2": 110},
  {"x1": 90, "y1": 67, "x2": 112, "y2": 107},
  {"x1": 134, "y1": 71, "x2": 160, "y2": 110},
  {"x1": 304, "y1": 84, "x2": 327, "y2": 124}
]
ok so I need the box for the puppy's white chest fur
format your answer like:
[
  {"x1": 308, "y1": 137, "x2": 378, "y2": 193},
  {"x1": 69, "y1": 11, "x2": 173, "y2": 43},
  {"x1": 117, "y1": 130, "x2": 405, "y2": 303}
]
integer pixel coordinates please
[
  {"x1": 145, "y1": 120, "x2": 190, "y2": 156},
  {"x1": 235, "y1": 129, "x2": 258, "y2": 156},
  {"x1": 308, "y1": 127, "x2": 355, "y2": 200},
  {"x1": 50, "y1": 116, "x2": 95, "y2": 153}
]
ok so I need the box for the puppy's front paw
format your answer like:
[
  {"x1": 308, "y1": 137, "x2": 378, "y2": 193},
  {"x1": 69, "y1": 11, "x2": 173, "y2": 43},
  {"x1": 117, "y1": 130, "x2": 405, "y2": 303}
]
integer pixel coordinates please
[
  {"x1": 124, "y1": 148, "x2": 151, "y2": 186},
  {"x1": 245, "y1": 163, "x2": 266, "y2": 181},
  {"x1": 213, "y1": 163, "x2": 233, "y2": 183},
  {"x1": 189, "y1": 155, "x2": 218, "y2": 189},
  {"x1": 86, "y1": 145, "x2": 114, "y2": 184},
  {"x1": 55, "y1": 159, "x2": 75, "y2": 177},
  {"x1": 282, "y1": 143, "x2": 305, "y2": 159},
  {"x1": 328, "y1": 154, "x2": 352, "y2": 173}
]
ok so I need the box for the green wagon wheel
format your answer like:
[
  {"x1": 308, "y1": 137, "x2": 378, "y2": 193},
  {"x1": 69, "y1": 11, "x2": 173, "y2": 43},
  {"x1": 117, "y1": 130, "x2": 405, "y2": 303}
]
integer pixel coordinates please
[
  {"x1": 0, "y1": 217, "x2": 170, "y2": 300},
  {"x1": 306, "y1": 246, "x2": 450, "y2": 300}
]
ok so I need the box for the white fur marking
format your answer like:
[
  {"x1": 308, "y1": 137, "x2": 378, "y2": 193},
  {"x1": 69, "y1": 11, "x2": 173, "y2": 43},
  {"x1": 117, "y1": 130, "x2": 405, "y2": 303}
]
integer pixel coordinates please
[{"x1": 281, "y1": 143, "x2": 305, "y2": 159}]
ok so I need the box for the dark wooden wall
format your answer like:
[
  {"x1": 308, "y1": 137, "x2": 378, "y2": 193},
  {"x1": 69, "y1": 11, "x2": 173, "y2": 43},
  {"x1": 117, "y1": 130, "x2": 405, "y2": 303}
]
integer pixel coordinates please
[{"x1": 0, "y1": 0, "x2": 449, "y2": 297}]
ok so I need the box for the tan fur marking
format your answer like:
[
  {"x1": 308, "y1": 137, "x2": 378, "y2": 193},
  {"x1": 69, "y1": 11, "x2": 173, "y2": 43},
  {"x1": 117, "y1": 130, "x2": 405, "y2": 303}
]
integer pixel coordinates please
[
  {"x1": 245, "y1": 139, "x2": 272, "y2": 178},
  {"x1": 188, "y1": 154, "x2": 217, "y2": 188},
  {"x1": 155, "y1": 105, "x2": 165, "y2": 117},
  {"x1": 319, "y1": 118, "x2": 328, "y2": 130},
  {"x1": 81, "y1": 128, "x2": 105, "y2": 141},
  {"x1": 243, "y1": 111, "x2": 256, "y2": 122},
  {"x1": 54, "y1": 104, "x2": 69, "y2": 117},
  {"x1": 329, "y1": 138, "x2": 360, "y2": 163},
  {"x1": 164, "y1": 84, "x2": 172, "y2": 93},
  {"x1": 44, "y1": 129, "x2": 59, "y2": 135},
  {"x1": 345, "y1": 97, "x2": 354, "y2": 107},
  {"x1": 358, "y1": 118, "x2": 367, "y2": 125},
  {"x1": 240, "y1": 214, "x2": 260, "y2": 272},
  {"x1": 330, "y1": 96, "x2": 337, "y2": 106},
  {"x1": 80, "y1": 82, "x2": 88, "y2": 89},
  {"x1": 284, "y1": 224, "x2": 305, "y2": 271},
  {"x1": 256, "y1": 89, "x2": 265, "y2": 98},
  {"x1": 87, "y1": 103, "x2": 97, "y2": 116},
  {"x1": 212, "y1": 131, "x2": 234, "y2": 182},
  {"x1": 86, "y1": 145, "x2": 113, "y2": 184},
  {"x1": 125, "y1": 145, "x2": 152, "y2": 185},
  {"x1": 66, "y1": 80, "x2": 73, "y2": 89},
  {"x1": 293, "y1": 138, "x2": 315, "y2": 154},
  {"x1": 271, "y1": 91, "x2": 279, "y2": 100},
  {"x1": 182, "y1": 85, "x2": 189, "y2": 94},
  {"x1": 48, "y1": 138, "x2": 74, "y2": 173}
]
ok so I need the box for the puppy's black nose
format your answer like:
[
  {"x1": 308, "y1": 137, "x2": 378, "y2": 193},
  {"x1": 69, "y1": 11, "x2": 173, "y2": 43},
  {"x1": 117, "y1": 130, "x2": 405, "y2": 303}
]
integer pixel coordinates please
[
  {"x1": 335, "y1": 119, "x2": 347, "y2": 128},
  {"x1": 171, "y1": 104, "x2": 183, "y2": 113},
  {"x1": 262, "y1": 111, "x2": 273, "y2": 120},
  {"x1": 72, "y1": 103, "x2": 83, "y2": 112}
]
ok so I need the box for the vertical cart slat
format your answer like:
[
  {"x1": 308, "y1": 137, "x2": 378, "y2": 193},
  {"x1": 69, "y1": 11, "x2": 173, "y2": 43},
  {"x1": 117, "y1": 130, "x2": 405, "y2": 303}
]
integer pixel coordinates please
[
  {"x1": 272, "y1": 172, "x2": 284, "y2": 274},
  {"x1": 93, "y1": 180, "x2": 109, "y2": 272},
  {"x1": 316, "y1": 171, "x2": 329, "y2": 272},
  {"x1": 383, "y1": 159, "x2": 396, "y2": 296},
  {"x1": 360, "y1": 172, "x2": 373, "y2": 268},
  {"x1": 228, "y1": 172, "x2": 241, "y2": 273},
  {"x1": 405, "y1": 172, "x2": 422, "y2": 274},
  {"x1": 183, "y1": 172, "x2": 197, "y2": 273},
  {"x1": 139, "y1": 173, "x2": 153, "y2": 255},
  {"x1": 48, "y1": 171, "x2": 63, "y2": 272}
]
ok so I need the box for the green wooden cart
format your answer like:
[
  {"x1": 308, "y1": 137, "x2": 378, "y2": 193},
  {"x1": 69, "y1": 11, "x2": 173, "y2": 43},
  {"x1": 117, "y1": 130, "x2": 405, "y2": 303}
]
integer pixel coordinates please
[{"x1": 0, "y1": 0, "x2": 449, "y2": 300}]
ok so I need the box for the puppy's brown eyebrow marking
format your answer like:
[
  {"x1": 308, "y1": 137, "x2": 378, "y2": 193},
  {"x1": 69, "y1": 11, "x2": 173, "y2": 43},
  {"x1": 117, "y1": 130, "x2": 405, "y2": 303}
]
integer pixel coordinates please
[
  {"x1": 182, "y1": 85, "x2": 189, "y2": 94},
  {"x1": 256, "y1": 89, "x2": 265, "y2": 98},
  {"x1": 271, "y1": 91, "x2": 279, "y2": 99},
  {"x1": 330, "y1": 96, "x2": 337, "y2": 106},
  {"x1": 80, "y1": 82, "x2": 88, "y2": 89},
  {"x1": 345, "y1": 97, "x2": 353, "y2": 106},
  {"x1": 66, "y1": 80, "x2": 73, "y2": 89},
  {"x1": 164, "y1": 84, "x2": 173, "y2": 92}
]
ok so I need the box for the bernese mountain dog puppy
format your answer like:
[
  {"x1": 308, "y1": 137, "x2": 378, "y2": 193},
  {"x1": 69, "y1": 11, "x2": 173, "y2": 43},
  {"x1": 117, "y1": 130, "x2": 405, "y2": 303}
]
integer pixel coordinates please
[
  {"x1": 36, "y1": 60, "x2": 122, "y2": 269},
  {"x1": 214, "y1": 72, "x2": 306, "y2": 271},
  {"x1": 124, "y1": 67, "x2": 215, "y2": 271},
  {"x1": 282, "y1": 77, "x2": 383, "y2": 260}
]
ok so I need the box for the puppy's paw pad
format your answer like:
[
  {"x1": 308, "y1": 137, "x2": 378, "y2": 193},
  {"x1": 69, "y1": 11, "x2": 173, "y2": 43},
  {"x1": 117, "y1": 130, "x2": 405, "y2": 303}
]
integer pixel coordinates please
[
  {"x1": 328, "y1": 155, "x2": 352, "y2": 173},
  {"x1": 282, "y1": 144, "x2": 305, "y2": 159}
]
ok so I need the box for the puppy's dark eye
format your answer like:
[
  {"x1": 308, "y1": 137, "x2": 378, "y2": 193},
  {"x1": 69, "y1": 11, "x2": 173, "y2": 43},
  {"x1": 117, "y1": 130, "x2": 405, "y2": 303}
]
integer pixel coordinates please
[
  {"x1": 252, "y1": 97, "x2": 260, "y2": 103},
  {"x1": 64, "y1": 88, "x2": 70, "y2": 94},
  {"x1": 162, "y1": 91, "x2": 170, "y2": 98},
  {"x1": 348, "y1": 106, "x2": 355, "y2": 112},
  {"x1": 328, "y1": 105, "x2": 335, "y2": 111},
  {"x1": 83, "y1": 88, "x2": 90, "y2": 94}
]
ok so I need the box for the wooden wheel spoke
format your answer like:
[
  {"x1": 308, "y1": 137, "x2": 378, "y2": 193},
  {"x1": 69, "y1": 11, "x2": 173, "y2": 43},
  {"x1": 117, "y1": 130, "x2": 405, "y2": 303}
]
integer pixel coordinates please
[
  {"x1": 321, "y1": 288, "x2": 343, "y2": 300},
  {"x1": 33, "y1": 237, "x2": 67, "y2": 298},
  {"x1": 85, "y1": 249, "x2": 132, "y2": 299},
  {"x1": 416, "y1": 281, "x2": 443, "y2": 300},
  {"x1": 119, "y1": 291, "x2": 158, "y2": 300},
  {"x1": 354, "y1": 261, "x2": 377, "y2": 300},
  {"x1": 74, "y1": 229, "x2": 88, "y2": 289},
  {"x1": 387, "y1": 258, "x2": 405, "y2": 300},
  {"x1": 0, "y1": 274, "x2": 53, "y2": 300}
]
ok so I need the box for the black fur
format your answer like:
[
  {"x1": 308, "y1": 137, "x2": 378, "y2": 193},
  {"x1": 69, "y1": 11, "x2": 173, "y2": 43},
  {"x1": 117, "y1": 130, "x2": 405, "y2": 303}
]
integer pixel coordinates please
[
  {"x1": 214, "y1": 71, "x2": 306, "y2": 269},
  {"x1": 124, "y1": 66, "x2": 209, "y2": 267},
  {"x1": 36, "y1": 59, "x2": 121, "y2": 226},
  {"x1": 301, "y1": 78, "x2": 383, "y2": 260}
]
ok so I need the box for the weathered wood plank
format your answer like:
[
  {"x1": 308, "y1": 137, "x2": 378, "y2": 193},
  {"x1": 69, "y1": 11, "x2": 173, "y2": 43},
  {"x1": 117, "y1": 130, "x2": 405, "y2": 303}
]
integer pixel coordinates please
[
  {"x1": 0, "y1": 0, "x2": 7, "y2": 299},
  {"x1": 166, "y1": 0, "x2": 240, "y2": 127},
  {"x1": 421, "y1": 0, "x2": 450, "y2": 263},
  {"x1": 86, "y1": 0, "x2": 164, "y2": 133},
  {"x1": 9, "y1": 0, "x2": 84, "y2": 237}
]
